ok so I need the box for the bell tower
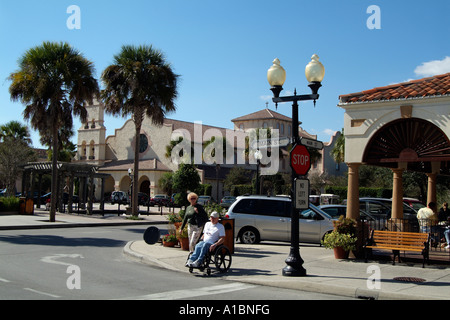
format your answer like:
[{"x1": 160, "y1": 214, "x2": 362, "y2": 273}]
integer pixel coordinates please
[{"x1": 76, "y1": 99, "x2": 106, "y2": 165}]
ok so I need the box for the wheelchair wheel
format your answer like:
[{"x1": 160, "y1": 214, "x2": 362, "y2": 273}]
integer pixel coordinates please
[{"x1": 214, "y1": 245, "x2": 232, "y2": 273}]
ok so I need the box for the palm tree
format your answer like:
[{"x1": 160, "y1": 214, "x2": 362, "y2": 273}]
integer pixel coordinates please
[
  {"x1": 9, "y1": 41, "x2": 99, "y2": 222},
  {"x1": 101, "y1": 45, "x2": 178, "y2": 215},
  {"x1": 40, "y1": 126, "x2": 77, "y2": 162},
  {"x1": 0, "y1": 120, "x2": 32, "y2": 145},
  {"x1": 0, "y1": 121, "x2": 35, "y2": 196},
  {"x1": 330, "y1": 129, "x2": 345, "y2": 164}
]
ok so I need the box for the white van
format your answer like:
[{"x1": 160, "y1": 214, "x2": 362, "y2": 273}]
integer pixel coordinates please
[{"x1": 225, "y1": 195, "x2": 335, "y2": 244}]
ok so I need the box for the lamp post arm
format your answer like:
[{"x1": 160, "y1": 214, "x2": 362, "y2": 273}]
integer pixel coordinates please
[{"x1": 272, "y1": 94, "x2": 319, "y2": 103}]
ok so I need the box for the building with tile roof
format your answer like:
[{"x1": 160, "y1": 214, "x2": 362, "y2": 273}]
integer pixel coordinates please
[
  {"x1": 338, "y1": 73, "x2": 450, "y2": 222},
  {"x1": 75, "y1": 103, "x2": 343, "y2": 200}
]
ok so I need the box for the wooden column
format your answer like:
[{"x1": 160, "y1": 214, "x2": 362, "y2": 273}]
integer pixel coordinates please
[
  {"x1": 346, "y1": 163, "x2": 361, "y2": 220},
  {"x1": 426, "y1": 172, "x2": 437, "y2": 205},
  {"x1": 391, "y1": 168, "x2": 404, "y2": 220}
]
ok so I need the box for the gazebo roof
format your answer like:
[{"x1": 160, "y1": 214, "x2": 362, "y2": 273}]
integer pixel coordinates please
[{"x1": 22, "y1": 161, "x2": 109, "y2": 178}]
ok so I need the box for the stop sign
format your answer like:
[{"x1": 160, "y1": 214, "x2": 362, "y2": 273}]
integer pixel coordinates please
[{"x1": 290, "y1": 144, "x2": 311, "y2": 176}]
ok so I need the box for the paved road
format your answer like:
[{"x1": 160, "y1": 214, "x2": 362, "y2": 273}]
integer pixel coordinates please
[{"x1": 0, "y1": 226, "x2": 351, "y2": 301}]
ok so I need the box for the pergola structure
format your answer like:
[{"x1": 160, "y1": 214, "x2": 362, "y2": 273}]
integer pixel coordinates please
[
  {"x1": 22, "y1": 161, "x2": 111, "y2": 214},
  {"x1": 338, "y1": 73, "x2": 450, "y2": 224}
]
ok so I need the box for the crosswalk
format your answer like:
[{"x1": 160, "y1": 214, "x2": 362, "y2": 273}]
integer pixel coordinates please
[{"x1": 120, "y1": 283, "x2": 256, "y2": 300}]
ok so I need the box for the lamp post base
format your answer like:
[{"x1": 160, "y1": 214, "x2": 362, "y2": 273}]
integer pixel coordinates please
[{"x1": 282, "y1": 253, "x2": 307, "y2": 277}]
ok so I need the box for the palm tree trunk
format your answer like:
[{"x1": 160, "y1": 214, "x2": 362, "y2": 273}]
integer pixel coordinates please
[
  {"x1": 50, "y1": 125, "x2": 59, "y2": 222},
  {"x1": 132, "y1": 110, "x2": 144, "y2": 216}
]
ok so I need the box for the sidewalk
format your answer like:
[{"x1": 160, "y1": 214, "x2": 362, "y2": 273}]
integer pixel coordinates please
[
  {"x1": 1, "y1": 207, "x2": 449, "y2": 300},
  {"x1": 124, "y1": 239, "x2": 450, "y2": 300},
  {"x1": 0, "y1": 205, "x2": 168, "y2": 230}
]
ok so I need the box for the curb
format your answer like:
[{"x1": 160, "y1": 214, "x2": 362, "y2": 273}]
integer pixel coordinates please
[
  {"x1": 0, "y1": 220, "x2": 166, "y2": 231},
  {"x1": 123, "y1": 241, "x2": 180, "y2": 272},
  {"x1": 122, "y1": 241, "x2": 447, "y2": 301}
]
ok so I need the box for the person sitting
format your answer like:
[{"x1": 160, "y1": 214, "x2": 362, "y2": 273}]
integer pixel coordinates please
[
  {"x1": 186, "y1": 211, "x2": 225, "y2": 268},
  {"x1": 444, "y1": 228, "x2": 450, "y2": 250},
  {"x1": 417, "y1": 202, "x2": 438, "y2": 232},
  {"x1": 438, "y1": 202, "x2": 449, "y2": 222}
]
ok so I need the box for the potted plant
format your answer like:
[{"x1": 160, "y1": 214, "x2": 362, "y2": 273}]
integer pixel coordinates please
[
  {"x1": 321, "y1": 231, "x2": 357, "y2": 259},
  {"x1": 176, "y1": 224, "x2": 189, "y2": 251},
  {"x1": 162, "y1": 233, "x2": 178, "y2": 247},
  {"x1": 321, "y1": 215, "x2": 357, "y2": 259},
  {"x1": 333, "y1": 215, "x2": 357, "y2": 235},
  {"x1": 166, "y1": 211, "x2": 182, "y2": 224}
]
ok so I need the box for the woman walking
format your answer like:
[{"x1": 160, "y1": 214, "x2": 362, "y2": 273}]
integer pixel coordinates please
[{"x1": 181, "y1": 193, "x2": 208, "y2": 252}]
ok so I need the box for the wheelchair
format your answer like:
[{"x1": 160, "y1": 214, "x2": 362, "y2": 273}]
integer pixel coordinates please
[{"x1": 186, "y1": 244, "x2": 232, "y2": 276}]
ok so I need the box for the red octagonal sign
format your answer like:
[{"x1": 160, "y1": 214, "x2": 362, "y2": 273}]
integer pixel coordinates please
[{"x1": 290, "y1": 144, "x2": 311, "y2": 176}]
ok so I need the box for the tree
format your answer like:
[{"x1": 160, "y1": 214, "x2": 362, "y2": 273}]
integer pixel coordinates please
[
  {"x1": 101, "y1": 45, "x2": 178, "y2": 216},
  {"x1": 40, "y1": 126, "x2": 77, "y2": 162},
  {"x1": 330, "y1": 128, "x2": 345, "y2": 164},
  {"x1": 158, "y1": 172, "x2": 174, "y2": 196},
  {"x1": 9, "y1": 41, "x2": 99, "y2": 222},
  {"x1": 0, "y1": 120, "x2": 32, "y2": 145},
  {"x1": 0, "y1": 121, "x2": 36, "y2": 196},
  {"x1": 172, "y1": 163, "x2": 200, "y2": 208}
]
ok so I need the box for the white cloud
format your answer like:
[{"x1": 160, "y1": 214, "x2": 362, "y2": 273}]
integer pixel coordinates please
[
  {"x1": 259, "y1": 94, "x2": 272, "y2": 101},
  {"x1": 414, "y1": 56, "x2": 450, "y2": 77},
  {"x1": 323, "y1": 128, "x2": 337, "y2": 136}
]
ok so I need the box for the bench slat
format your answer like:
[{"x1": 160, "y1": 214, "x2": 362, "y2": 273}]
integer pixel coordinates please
[{"x1": 366, "y1": 245, "x2": 423, "y2": 252}]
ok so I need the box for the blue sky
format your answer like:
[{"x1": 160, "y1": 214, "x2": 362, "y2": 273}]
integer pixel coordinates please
[{"x1": 1, "y1": 0, "x2": 449, "y2": 149}]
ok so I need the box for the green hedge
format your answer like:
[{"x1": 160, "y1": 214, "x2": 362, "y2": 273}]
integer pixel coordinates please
[
  {"x1": 230, "y1": 185, "x2": 253, "y2": 197},
  {"x1": 325, "y1": 186, "x2": 392, "y2": 200},
  {"x1": 0, "y1": 196, "x2": 20, "y2": 212}
]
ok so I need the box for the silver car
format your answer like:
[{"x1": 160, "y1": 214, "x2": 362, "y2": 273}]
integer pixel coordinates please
[{"x1": 225, "y1": 195, "x2": 335, "y2": 244}]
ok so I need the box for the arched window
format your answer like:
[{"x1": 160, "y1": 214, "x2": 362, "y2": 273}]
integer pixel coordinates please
[
  {"x1": 81, "y1": 141, "x2": 87, "y2": 160},
  {"x1": 89, "y1": 140, "x2": 95, "y2": 159}
]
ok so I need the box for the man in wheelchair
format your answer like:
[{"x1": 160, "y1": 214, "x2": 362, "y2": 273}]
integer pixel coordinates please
[{"x1": 186, "y1": 211, "x2": 225, "y2": 268}]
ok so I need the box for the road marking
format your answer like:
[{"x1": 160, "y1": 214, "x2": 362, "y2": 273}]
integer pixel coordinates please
[
  {"x1": 0, "y1": 277, "x2": 10, "y2": 283},
  {"x1": 41, "y1": 254, "x2": 84, "y2": 267},
  {"x1": 120, "y1": 283, "x2": 256, "y2": 300},
  {"x1": 23, "y1": 288, "x2": 61, "y2": 298}
]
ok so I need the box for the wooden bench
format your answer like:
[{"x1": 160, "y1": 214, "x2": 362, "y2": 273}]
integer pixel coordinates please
[{"x1": 364, "y1": 230, "x2": 430, "y2": 268}]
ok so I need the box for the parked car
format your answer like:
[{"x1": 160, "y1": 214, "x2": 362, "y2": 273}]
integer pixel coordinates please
[
  {"x1": 309, "y1": 194, "x2": 340, "y2": 206},
  {"x1": 225, "y1": 195, "x2": 335, "y2": 244},
  {"x1": 359, "y1": 197, "x2": 418, "y2": 220},
  {"x1": 111, "y1": 191, "x2": 128, "y2": 205},
  {"x1": 137, "y1": 192, "x2": 150, "y2": 206},
  {"x1": 319, "y1": 204, "x2": 376, "y2": 221},
  {"x1": 220, "y1": 196, "x2": 236, "y2": 208},
  {"x1": 39, "y1": 192, "x2": 79, "y2": 205},
  {"x1": 197, "y1": 195, "x2": 212, "y2": 206},
  {"x1": 170, "y1": 193, "x2": 178, "y2": 207},
  {"x1": 403, "y1": 197, "x2": 426, "y2": 212},
  {"x1": 151, "y1": 194, "x2": 171, "y2": 206}
]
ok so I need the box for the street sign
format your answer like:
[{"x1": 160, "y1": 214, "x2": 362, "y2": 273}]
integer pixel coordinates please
[
  {"x1": 295, "y1": 179, "x2": 309, "y2": 209},
  {"x1": 300, "y1": 137, "x2": 323, "y2": 150},
  {"x1": 251, "y1": 137, "x2": 291, "y2": 149},
  {"x1": 290, "y1": 144, "x2": 311, "y2": 176}
]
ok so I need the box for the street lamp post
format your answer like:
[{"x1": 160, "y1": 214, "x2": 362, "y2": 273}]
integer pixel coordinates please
[
  {"x1": 267, "y1": 54, "x2": 325, "y2": 276},
  {"x1": 254, "y1": 149, "x2": 262, "y2": 195},
  {"x1": 128, "y1": 168, "x2": 133, "y2": 210}
]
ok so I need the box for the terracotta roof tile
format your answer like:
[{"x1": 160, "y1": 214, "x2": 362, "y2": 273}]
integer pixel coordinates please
[{"x1": 339, "y1": 72, "x2": 450, "y2": 104}]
